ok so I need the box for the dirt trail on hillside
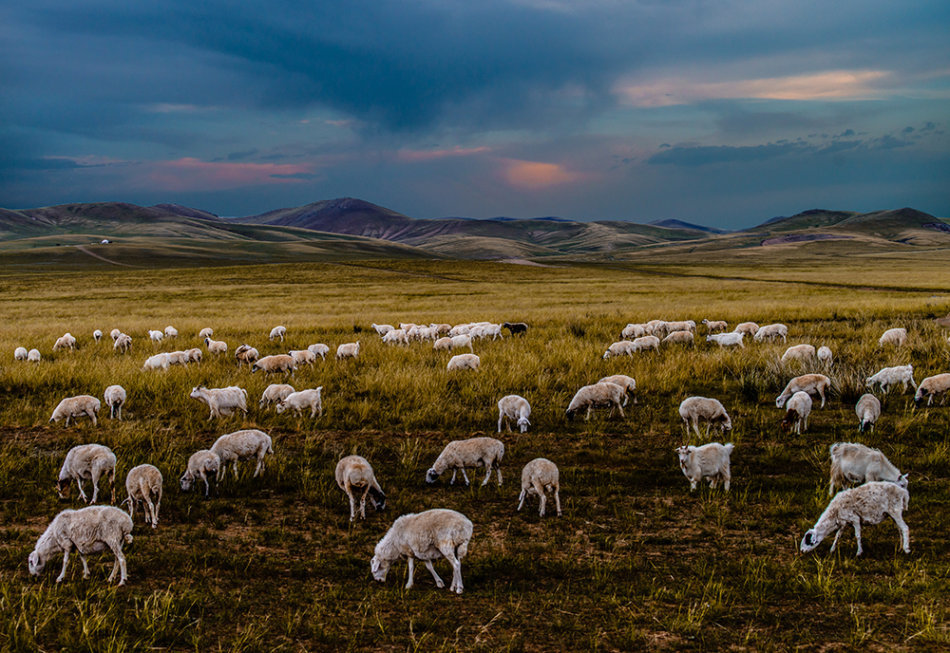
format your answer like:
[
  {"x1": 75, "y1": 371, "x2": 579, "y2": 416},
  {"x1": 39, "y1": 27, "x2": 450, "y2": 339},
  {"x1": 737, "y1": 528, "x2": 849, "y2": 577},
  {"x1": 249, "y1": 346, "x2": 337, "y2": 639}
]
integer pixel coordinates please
[{"x1": 75, "y1": 245, "x2": 138, "y2": 267}]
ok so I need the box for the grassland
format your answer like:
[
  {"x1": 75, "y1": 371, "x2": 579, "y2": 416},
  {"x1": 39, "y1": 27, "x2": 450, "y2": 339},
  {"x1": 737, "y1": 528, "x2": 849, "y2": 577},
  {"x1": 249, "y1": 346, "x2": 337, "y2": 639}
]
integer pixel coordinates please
[{"x1": 1, "y1": 258, "x2": 949, "y2": 651}]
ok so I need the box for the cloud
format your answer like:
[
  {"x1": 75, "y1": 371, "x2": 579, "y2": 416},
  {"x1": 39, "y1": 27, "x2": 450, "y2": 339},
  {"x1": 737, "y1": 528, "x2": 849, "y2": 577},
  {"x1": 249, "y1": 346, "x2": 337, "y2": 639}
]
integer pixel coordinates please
[
  {"x1": 146, "y1": 158, "x2": 314, "y2": 191},
  {"x1": 648, "y1": 143, "x2": 806, "y2": 166},
  {"x1": 503, "y1": 159, "x2": 579, "y2": 188},
  {"x1": 396, "y1": 146, "x2": 491, "y2": 162}
]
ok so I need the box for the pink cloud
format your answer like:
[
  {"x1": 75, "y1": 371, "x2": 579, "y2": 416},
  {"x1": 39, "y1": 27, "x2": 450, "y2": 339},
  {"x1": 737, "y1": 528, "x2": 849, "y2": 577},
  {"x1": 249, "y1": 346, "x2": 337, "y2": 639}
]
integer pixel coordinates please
[
  {"x1": 502, "y1": 159, "x2": 579, "y2": 189},
  {"x1": 396, "y1": 146, "x2": 491, "y2": 162},
  {"x1": 147, "y1": 158, "x2": 314, "y2": 191}
]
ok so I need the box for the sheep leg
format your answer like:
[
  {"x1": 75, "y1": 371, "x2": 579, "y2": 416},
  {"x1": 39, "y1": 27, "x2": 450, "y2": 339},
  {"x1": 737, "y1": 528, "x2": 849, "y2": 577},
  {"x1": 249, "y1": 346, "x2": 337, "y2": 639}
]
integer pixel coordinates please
[
  {"x1": 535, "y1": 481, "x2": 547, "y2": 517},
  {"x1": 90, "y1": 474, "x2": 100, "y2": 504},
  {"x1": 359, "y1": 485, "x2": 370, "y2": 519},
  {"x1": 108, "y1": 542, "x2": 127, "y2": 585},
  {"x1": 723, "y1": 471, "x2": 731, "y2": 492},
  {"x1": 232, "y1": 460, "x2": 239, "y2": 479},
  {"x1": 517, "y1": 489, "x2": 526, "y2": 511},
  {"x1": 585, "y1": 405, "x2": 592, "y2": 421},
  {"x1": 65, "y1": 415, "x2": 72, "y2": 427},
  {"x1": 254, "y1": 452, "x2": 265, "y2": 477},
  {"x1": 56, "y1": 545, "x2": 72, "y2": 583},
  {"x1": 497, "y1": 415, "x2": 504, "y2": 433},
  {"x1": 202, "y1": 474, "x2": 211, "y2": 497},
  {"x1": 89, "y1": 410, "x2": 97, "y2": 427},
  {"x1": 440, "y1": 546, "x2": 464, "y2": 594},
  {"x1": 449, "y1": 470, "x2": 457, "y2": 485},
  {"x1": 143, "y1": 494, "x2": 157, "y2": 528},
  {"x1": 691, "y1": 418, "x2": 701, "y2": 438},
  {"x1": 347, "y1": 488, "x2": 357, "y2": 521},
  {"x1": 460, "y1": 468, "x2": 470, "y2": 486},
  {"x1": 615, "y1": 402, "x2": 624, "y2": 418},
  {"x1": 819, "y1": 388, "x2": 826, "y2": 409},
  {"x1": 852, "y1": 520, "x2": 863, "y2": 556},
  {"x1": 554, "y1": 487, "x2": 562, "y2": 516},
  {"x1": 109, "y1": 471, "x2": 116, "y2": 504},
  {"x1": 76, "y1": 478, "x2": 89, "y2": 503},
  {"x1": 704, "y1": 422, "x2": 711, "y2": 438},
  {"x1": 891, "y1": 514, "x2": 911, "y2": 553},
  {"x1": 481, "y1": 463, "x2": 493, "y2": 487},
  {"x1": 424, "y1": 561, "x2": 445, "y2": 588},
  {"x1": 830, "y1": 527, "x2": 844, "y2": 552},
  {"x1": 80, "y1": 554, "x2": 91, "y2": 579},
  {"x1": 117, "y1": 404, "x2": 122, "y2": 421},
  {"x1": 405, "y1": 557, "x2": 415, "y2": 589}
]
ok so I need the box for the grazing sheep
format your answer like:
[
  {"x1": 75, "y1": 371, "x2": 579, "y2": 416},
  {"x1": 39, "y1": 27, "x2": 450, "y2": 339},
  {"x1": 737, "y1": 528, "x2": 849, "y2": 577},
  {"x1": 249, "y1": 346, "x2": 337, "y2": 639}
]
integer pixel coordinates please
[
  {"x1": 109, "y1": 328, "x2": 121, "y2": 341},
  {"x1": 251, "y1": 354, "x2": 297, "y2": 376},
  {"x1": 53, "y1": 333, "x2": 77, "y2": 351},
  {"x1": 57, "y1": 443, "x2": 116, "y2": 504},
  {"x1": 667, "y1": 320, "x2": 696, "y2": 334},
  {"x1": 776, "y1": 374, "x2": 832, "y2": 408},
  {"x1": 754, "y1": 323, "x2": 788, "y2": 343},
  {"x1": 371, "y1": 323, "x2": 395, "y2": 336},
  {"x1": 631, "y1": 335, "x2": 661, "y2": 352},
  {"x1": 621, "y1": 323, "x2": 647, "y2": 339},
  {"x1": 259, "y1": 383, "x2": 295, "y2": 409},
  {"x1": 93, "y1": 329, "x2": 103, "y2": 343},
  {"x1": 781, "y1": 391, "x2": 812, "y2": 434},
  {"x1": 497, "y1": 395, "x2": 531, "y2": 433},
  {"x1": 502, "y1": 322, "x2": 528, "y2": 336},
  {"x1": 866, "y1": 365, "x2": 917, "y2": 394},
  {"x1": 123, "y1": 464, "x2": 162, "y2": 529},
  {"x1": 14, "y1": 346, "x2": 27, "y2": 360},
  {"x1": 179, "y1": 450, "x2": 221, "y2": 496},
  {"x1": 307, "y1": 343, "x2": 330, "y2": 360},
  {"x1": 189, "y1": 385, "x2": 248, "y2": 420},
  {"x1": 701, "y1": 319, "x2": 728, "y2": 333},
  {"x1": 28, "y1": 348, "x2": 42, "y2": 363},
  {"x1": 914, "y1": 373, "x2": 950, "y2": 407},
  {"x1": 828, "y1": 442, "x2": 905, "y2": 496},
  {"x1": 678, "y1": 396, "x2": 732, "y2": 437},
  {"x1": 210, "y1": 429, "x2": 273, "y2": 480},
  {"x1": 289, "y1": 349, "x2": 316, "y2": 367},
  {"x1": 165, "y1": 350, "x2": 189, "y2": 366},
  {"x1": 335, "y1": 455, "x2": 386, "y2": 521},
  {"x1": 336, "y1": 341, "x2": 360, "y2": 359},
  {"x1": 733, "y1": 322, "x2": 759, "y2": 336},
  {"x1": 433, "y1": 336, "x2": 453, "y2": 351},
  {"x1": 371, "y1": 509, "x2": 473, "y2": 594},
  {"x1": 148, "y1": 329, "x2": 164, "y2": 343},
  {"x1": 855, "y1": 393, "x2": 882, "y2": 433},
  {"x1": 449, "y1": 334, "x2": 474, "y2": 352},
  {"x1": 447, "y1": 353, "x2": 480, "y2": 371},
  {"x1": 817, "y1": 345, "x2": 833, "y2": 365},
  {"x1": 164, "y1": 326, "x2": 178, "y2": 338},
  {"x1": 426, "y1": 437, "x2": 504, "y2": 487},
  {"x1": 879, "y1": 327, "x2": 907, "y2": 347},
  {"x1": 517, "y1": 458, "x2": 561, "y2": 517},
  {"x1": 662, "y1": 330, "x2": 694, "y2": 346},
  {"x1": 204, "y1": 337, "x2": 227, "y2": 355},
  {"x1": 113, "y1": 333, "x2": 132, "y2": 354},
  {"x1": 644, "y1": 319, "x2": 669, "y2": 337},
  {"x1": 382, "y1": 328, "x2": 409, "y2": 345},
  {"x1": 103, "y1": 385, "x2": 126, "y2": 420},
  {"x1": 28, "y1": 506, "x2": 134, "y2": 585},
  {"x1": 50, "y1": 395, "x2": 101, "y2": 427},
  {"x1": 603, "y1": 340, "x2": 637, "y2": 358},
  {"x1": 676, "y1": 442, "x2": 734, "y2": 491},
  {"x1": 185, "y1": 347, "x2": 202, "y2": 363},
  {"x1": 276, "y1": 387, "x2": 323, "y2": 418},
  {"x1": 566, "y1": 382, "x2": 626, "y2": 421},
  {"x1": 781, "y1": 344, "x2": 816, "y2": 363},
  {"x1": 142, "y1": 352, "x2": 170, "y2": 371},
  {"x1": 234, "y1": 344, "x2": 260, "y2": 367},
  {"x1": 269, "y1": 325, "x2": 287, "y2": 342},
  {"x1": 800, "y1": 481, "x2": 910, "y2": 557},
  {"x1": 598, "y1": 374, "x2": 637, "y2": 405},
  {"x1": 706, "y1": 332, "x2": 744, "y2": 348},
  {"x1": 198, "y1": 327, "x2": 213, "y2": 340}
]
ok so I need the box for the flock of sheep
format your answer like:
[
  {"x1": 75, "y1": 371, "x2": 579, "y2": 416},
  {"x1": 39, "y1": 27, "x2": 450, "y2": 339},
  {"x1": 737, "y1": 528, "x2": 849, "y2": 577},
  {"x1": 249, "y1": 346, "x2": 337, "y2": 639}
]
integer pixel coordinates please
[{"x1": 16, "y1": 317, "x2": 950, "y2": 593}]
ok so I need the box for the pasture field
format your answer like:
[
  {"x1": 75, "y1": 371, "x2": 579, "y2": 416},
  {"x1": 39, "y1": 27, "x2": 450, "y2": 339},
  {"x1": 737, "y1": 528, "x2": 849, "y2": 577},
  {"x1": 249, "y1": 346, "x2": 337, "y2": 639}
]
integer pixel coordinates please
[{"x1": 1, "y1": 258, "x2": 949, "y2": 652}]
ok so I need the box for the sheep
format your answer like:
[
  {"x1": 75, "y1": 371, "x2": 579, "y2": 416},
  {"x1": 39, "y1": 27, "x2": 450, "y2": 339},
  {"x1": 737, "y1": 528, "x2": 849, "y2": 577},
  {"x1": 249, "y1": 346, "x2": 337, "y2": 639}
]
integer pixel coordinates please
[
  {"x1": 371, "y1": 323, "x2": 395, "y2": 336},
  {"x1": 336, "y1": 341, "x2": 360, "y2": 359},
  {"x1": 50, "y1": 395, "x2": 101, "y2": 427},
  {"x1": 855, "y1": 393, "x2": 882, "y2": 433},
  {"x1": 109, "y1": 328, "x2": 121, "y2": 341},
  {"x1": 185, "y1": 347, "x2": 202, "y2": 363},
  {"x1": 431, "y1": 323, "x2": 452, "y2": 335},
  {"x1": 517, "y1": 458, "x2": 561, "y2": 517},
  {"x1": 210, "y1": 429, "x2": 273, "y2": 480},
  {"x1": 148, "y1": 329, "x2": 164, "y2": 343},
  {"x1": 706, "y1": 332, "x2": 744, "y2": 348},
  {"x1": 828, "y1": 442, "x2": 905, "y2": 496},
  {"x1": 665, "y1": 320, "x2": 696, "y2": 333},
  {"x1": 57, "y1": 443, "x2": 116, "y2": 503},
  {"x1": 597, "y1": 374, "x2": 637, "y2": 405},
  {"x1": 28, "y1": 348, "x2": 41, "y2": 363},
  {"x1": 113, "y1": 333, "x2": 132, "y2": 354},
  {"x1": 142, "y1": 352, "x2": 170, "y2": 371},
  {"x1": 497, "y1": 395, "x2": 531, "y2": 433},
  {"x1": 269, "y1": 325, "x2": 287, "y2": 342},
  {"x1": 676, "y1": 442, "x2": 733, "y2": 491},
  {"x1": 308, "y1": 343, "x2": 330, "y2": 359},
  {"x1": 179, "y1": 450, "x2": 221, "y2": 496},
  {"x1": 165, "y1": 350, "x2": 189, "y2": 366},
  {"x1": 631, "y1": 335, "x2": 661, "y2": 352},
  {"x1": 382, "y1": 328, "x2": 409, "y2": 345},
  {"x1": 662, "y1": 330, "x2": 694, "y2": 346},
  {"x1": 502, "y1": 322, "x2": 528, "y2": 336},
  {"x1": 123, "y1": 464, "x2": 162, "y2": 529},
  {"x1": 781, "y1": 391, "x2": 812, "y2": 434},
  {"x1": 204, "y1": 337, "x2": 227, "y2": 354},
  {"x1": 335, "y1": 455, "x2": 386, "y2": 521},
  {"x1": 645, "y1": 319, "x2": 669, "y2": 337},
  {"x1": 164, "y1": 325, "x2": 178, "y2": 338},
  {"x1": 565, "y1": 382, "x2": 625, "y2": 421},
  {"x1": 198, "y1": 327, "x2": 213, "y2": 339},
  {"x1": 14, "y1": 346, "x2": 27, "y2": 360},
  {"x1": 28, "y1": 505, "x2": 134, "y2": 585},
  {"x1": 603, "y1": 340, "x2": 637, "y2": 358},
  {"x1": 754, "y1": 323, "x2": 788, "y2": 343},
  {"x1": 276, "y1": 387, "x2": 323, "y2": 418},
  {"x1": 234, "y1": 344, "x2": 260, "y2": 366},
  {"x1": 93, "y1": 329, "x2": 103, "y2": 343},
  {"x1": 251, "y1": 354, "x2": 297, "y2": 376},
  {"x1": 776, "y1": 374, "x2": 832, "y2": 408},
  {"x1": 621, "y1": 323, "x2": 646, "y2": 339},
  {"x1": 103, "y1": 385, "x2": 126, "y2": 420},
  {"x1": 426, "y1": 436, "x2": 504, "y2": 487},
  {"x1": 914, "y1": 373, "x2": 950, "y2": 407},
  {"x1": 678, "y1": 396, "x2": 732, "y2": 437},
  {"x1": 817, "y1": 345, "x2": 833, "y2": 365},
  {"x1": 733, "y1": 322, "x2": 759, "y2": 336},
  {"x1": 866, "y1": 364, "x2": 917, "y2": 394},
  {"x1": 260, "y1": 383, "x2": 295, "y2": 409},
  {"x1": 53, "y1": 332, "x2": 77, "y2": 351},
  {"x1": 189, "y1": 385, "x2": 248, "y2": 420},
  {"x1": 800, "y1": 481, "x2": 910, "y2": 557},
  {"x1": 289, "y1": 349, "x2": 316, "y2": 367},
  {"x1": 701, "y1": 319, "x2": 727, "y2": 333},
  {"x1": 450, "y1": 334, "x2": 474, "y2": 352},
  {"x1": 371, "y1": 509, "x2": 473, "y2": 594},
  {"x1": 781, "y1": 344, "x2": 816, "y2": 363},
  {"x1": 433, "y1": 336, "x2": 453, "y2": 351},
  {"x1": 879, "y1": 327, "x2": 907, "y2": 347},
  {"x1": 447, "y1": 353, "x2": 480, "y2": 371}
]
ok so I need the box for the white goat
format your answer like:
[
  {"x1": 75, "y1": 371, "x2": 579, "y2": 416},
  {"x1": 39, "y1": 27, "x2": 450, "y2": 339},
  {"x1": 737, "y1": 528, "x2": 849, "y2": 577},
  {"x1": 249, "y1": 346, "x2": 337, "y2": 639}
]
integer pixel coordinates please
[
  {"x1": 276, "y1": 388, "x2": 323, "y2": 418},
  {"x1": 707, "y1": 332, "x2": 744, "y2": 348},
  {"x1": 371, "y1": 323, "x2": 395, "y2": 336},
  {"x1": 148, "y1": 330, "x2": 164, "y2": 343},
  {"x1": 426, "y1": 437, "x2": 504, "y2": 487},
  {"x1": 142, "y1": 352, "x2": 170, "y2": 371},
  {"x1": 335, "y1": 455, "x2": 386, "y2": 521},
  {"x1": 828, "y1": 442, "x2": 905, "y2": 495},
  {"x1": 497, "y1": 395, "x2": 531, "y2": 433},
  {"x1": 308, "y1": 343, "x2": 330, "y2": 359},
  {"x1": 57, "y1": 443, "x2": 116, "y2": 504},
  {"x1": 866, "y1": 365, "x2": 917, "y2": 394},
  {"x1": 517, "y1": 458, "x2": 561, "y2": 517},
  {"x1": 189, "y1": 385, "x2": 248, "y2": 420},
  {"x1": 676, "y1": 443, "x2": 734, "y2": 491},
  {"x1": 259, "y1": 383, "x2": 295, "y2": 409}
]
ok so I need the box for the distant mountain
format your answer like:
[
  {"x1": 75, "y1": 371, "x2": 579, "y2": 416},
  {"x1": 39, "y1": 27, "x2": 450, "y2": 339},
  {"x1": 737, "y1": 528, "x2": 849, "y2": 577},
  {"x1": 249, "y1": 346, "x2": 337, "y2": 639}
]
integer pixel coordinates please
[
  {"x1": 152, "y1": 203, "x2": 220, "y2": 221},
  {"x1": 648, "y1": 218, "x2": 726, "y2": 234},
  {"x1": 755, "y1": 209, "x2": 858, "y2": 231}
]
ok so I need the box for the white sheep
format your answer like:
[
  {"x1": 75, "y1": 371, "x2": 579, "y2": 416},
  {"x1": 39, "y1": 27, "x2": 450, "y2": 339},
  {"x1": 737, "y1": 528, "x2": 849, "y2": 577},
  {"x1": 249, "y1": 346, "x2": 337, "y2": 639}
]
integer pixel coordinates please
[
  {"x1": 733, "y1": 322, "x2": 759, "y2": 336},
  {"x1": 565, "y1": 382, "x2": 625, "y2": 421},
  {"x1": 189, "y1": 385, "x2": 248, "y2": 420},
  {"x1": 517, "y1": 458, "x2": 561, "y2": 517},
  {"x1": 603, "y1": 340, "x2": 636, "y2": 358},
  {"x1": 817, "y1": 345, "x2": 833, "y2": 365},
  {"x1": 371, "y1": 509, "x2": 473, "y2": 594},
  {"x1": 878, "y1": 327, "x2": 907, "y2": 347},
  {"x1": 28, "y1": 348, "x2": 42, "y2": 363},
  {"x1": 866, "y1": 364, "x2": 917, "y2": 394},
  {"x1": 426, "y1": 436, "x2": 504, "y2": 487},
  {"x1": 447, "y1": 353, "x2": 480, "y2": 371},
  {"x1": 142, "y1": 352, "x2": 170, "y2": 371},
  {"x1": 631, "y1": 335, "x2": 661, "y2": 352},
  {"x1": 828, "y1": 442, "x2": 905, "y2": 496},
  {"x1": 800, "y1": 481, "x2": 910, "y2": 557},
  {"x1": 372, "y1": 323, "x2": 395, "y2": 336},
  {"x1": 276, "y1": 387, "x2": 323, "y2": 418},
  {"x1": 234, "y1": 344, "x2": 260, "y2": 366},
  {"x1": 781, "y1": 344, "x2": 816, "y2": 363},
  {"x1": 164, "y1": 326, "x2": 178, "y2": 338},
  {"x1": 148, "y1": 329, "x2": 164, "y2": 343},
  {"x1": 28, "y1": 506, "x2": 134, "y2": 585},
  {"x1": 57, "y1": 443, "x2": 116, "y2": 503},
  {"x1": 103, "y1": 385, "x2": 126, "y2": 420},
  {"x1": 665, "y1": 320, "x2": 696, "y2": 334},
  {"x1": 14, "y1": 346, "x2": 28, "y2": 360},
  {"x1": 914, "y1": 373, "x2": 950, "y2": 407},
  {"x1": 644, "y1": 319, "x2": 669, "y2": 336},
  {"x1": 113, "y1": 333, "x2": 132, "y2": 354},
  {"x1": 109, "y1": 328, "x2": 121, "y2": 341},
  {"x1": 433, "y1": 336, "x2": 453, "y2": 351},
  {"x1": 93, "y1": 329, "x2": 103, "y2": 343},
  {"x1": 701, "y1": 319, "x2": 727, "y2": 333},
  {"x1": 678, "y1": 396, "x2": 732, "y2": 437},
  {"x1": 198, "y1": 327, "x2": 213, "y2": 340},
  {"x1": 204, "y1": 337, "x2": 227, "y2": 354},
  {"x1": 185, "y1": 347, "x2": 202, "y2": 363},
  {"x1": 259, "y1": 383, "x2": 295, "y2": 409},
  {"x1": 251, "y1": 354, "x2": 297, "y2": 376},
  {"x1": 210, "y1": 429, "x2": 273, "y2": 480},
  {"x1": 597, "y1": 374, "x2": 637, "y2": 405},
  {"x1": 289, "y1": 349, "x2": 316, "y2": 367},
  {"x1": 855, "y1": 394, "x2": 882, "y2": 432},
  {"x1": 706, "y1": 332, "x2": 744, "y2": 348},
  {"x1": 776, "y1": 374, "x2": 832, "y2": 408},
  {"x1": 165, "y1": 350, "x2": 189, "y2": 366},
  {"x1": 621, "y1": 323, "x2": 647, "y2": 339},
  {"x1": 123, "y1": 464, "x2": 162, "y2": 529},
  {"x1": 50, "y1": 395, "x2": 101, "y2": 427},
  {"x1": 780, "y1": 391, "x2": 812, "y2": 434},
  {"x1": 676, "y1": 442, "x2": 733, "y2": 491},
  {"x1": 497, "y1": 395, "x2": 531, "y2": 433},
  {"x1": 450, "y1": 334, "x2": 474, "y2": 352},
  {"x1": 382, "y1": 328, "x2": 409, "y2": 345},
  {"x1": 179, "y1": 450, "x2": 221, "y2": 496},
  {"x1": 335, "y1": 455, "x2": 386, "y2": 521},
  {"x1": 269, "y1": 325, "x2": 287, "y2": 342},
  {"x1": 308, "y1": 343, "x2": 330, "y2": 359},
  {"x1": 53, "y1": 332, "x2": 77, "y2": 351},
  {"x1": 754, "y1": 323, "x2": 788, "y2": 343},
  {"x1": 662, "y1": 330, "x2": 694, "y2": 346},
  {"x1": 336, "y1": 341, "x2": 360, "y2": 359}
]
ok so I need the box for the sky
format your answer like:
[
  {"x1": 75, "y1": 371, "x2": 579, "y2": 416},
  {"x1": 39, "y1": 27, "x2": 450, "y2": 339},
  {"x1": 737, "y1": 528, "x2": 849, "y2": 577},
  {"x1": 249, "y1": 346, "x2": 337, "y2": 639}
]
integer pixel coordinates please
[{"x1": 2, "y1": 0, "x2": 948, "y2": 229}]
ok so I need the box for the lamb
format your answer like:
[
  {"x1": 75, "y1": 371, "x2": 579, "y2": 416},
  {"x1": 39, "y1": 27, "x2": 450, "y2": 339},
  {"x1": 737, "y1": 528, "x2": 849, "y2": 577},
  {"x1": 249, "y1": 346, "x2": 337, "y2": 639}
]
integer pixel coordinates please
[
  {"x1": 28, "y1": 348, "x2": 41, "y2": 363},
  {"x1": 565, "y1": 382, "x2": 625, "y2": 421},
  {"x1": 662, "y1": 330, "x2": 694, "y2": 345},
  {"x1": 701, "y1": 319, "x2": 727, "y2": 333},
  {"x1": 185, "y1": 347, "x2": 202, "y2": 363},
  {"x1": 866, "y1": 364, "x2": 917, "y2": 394},
  {"x1": 28, "y1": 506, "x2": 134, "y2": 585},
  {"x1": 426, "y1": 436, "x2": 504, "y2": 487},
  {"x1": 198, "y1": 327, "x2": 213, "y2": 339},
  {"x1": 251, "y1": 354, "x2": 297, "y2": 376},
  {"x1": 164, "y1": 326, "x2": 178, "y2": 338},
  {"x1": 14, "y1": 346, "x2": 27, "y2": 360},
  {"x1": 93, "y1": 329, "x2": 103, "y2": 343},
  {"x1": 113, "y1": 333, "x2": 132, "y2": 354},
  {"x1": 631, "y1": 335, "x2": 661, "y2": 352},
  {"x1": 603, "y1": 340, "x2": 637, "y2": 358},
  {"x1": 382, "y1": 328, "x2": 409, "y2": 345},
  {"x1": 335, "y1": 455, "x2": 386, "y2": 521},
  {"x1": 57, "y1": 443, "x2": 116, "y2": 503},
  {"x1": 179, "y1": 450, "x2": 221, "y2": 496},
  {"x1": 621, "y1": 323, "x2": 646, "y2": 339},
  {"x1": 706, "y1": 332, "x2": 744, "y2": 348},
  {"x1": 210, "y1": 429, "x2": 273, "y2": 480},
  {"x1": 782, "y1": 343, "x2": 817, "y2": 364},
  {"x1": 371, "y1": 509, "x2": 473, "y2": 594},
  {"x1": 776, "y1": 373, "x2": 832, "y2": 408},
  {"x1": 733, "y1": 322, "x2": 759, "y2": 336},
  {"x1": 517, "y1": 458, "x2": 561, "y2": 517},
  {"x1": 878, "y1": 327, "x2": 907, "y2": 347},
  {"x1": 817, "y1": 345, "x2": 833, "y2": 365},
  {"x1": 678, "y1": 396, "x2": 732, "y2": 437},
  {"x1": 676, "y1": 442, "x2": 733, "y2": 491},
  {"x1": 259, "y1": 383, "x2": 295, "y2": 409},
  {"x1": 371, "y1": 323, "x2": 395, "y2": 336},
  {"x1": 781, "y1": 391, "x2": 812, "y2": 434},
  {"x1": 828, "y1": 442, "x2": 905, "y2": 496},
  {"x1": 148, "y1": 329, "x2": 164, "y2": 343},
  {"x1": 189, "y1": 385, "x2": 248, "y2": 420},
  {"x1": 855, "y1": 393, "x2": 882, "y2": 432},
  {"x1": 502, "y1": 322, "x2": 528, "y2": 336},
  {"x1": 914, "y1": 373, "x2": 950, "y2": 407},
  {"x1": 754, "y1": 323, "x2": 788, "y2": 343},
  {"x1": 497, "y1": 394, "x2": 531, "y2": 433},
  {"x1": 142, "y1": 352, "x2": 170, "y2": 371},
  {"x1": 308, "y1": 343, "x2": 330, "y2": 359},
  {"x1": 289, "y1": 349, "x2": 316, "y2": 367},
  {"x1": 447, "y1": 353, "x2": 480, "y2": 371},
  {"x1": 50, "y1": 395, "x2": 101, "y2": 427},
  {"x1": 109, "y1": 328, "x2": 121, "y2": 341},
  {"x1": 800, "y1": 481, "x2": 910, "y2": 557},
  {"x1": 269, "y1": 325, "x2": 287, "y2": 342},
  {"x1": 597, "y1": 374, "x2": 637, "y2": 405},
  {"x1": 103, "y1": 385, "x2": 126, "y2": 420},
  {"x1": 204, "y1": 337, "x2": 227, "y2": 354},
  {"x1": 336, "y1": 341, "x2": 360, "y2": 359},
  {"x1": 123, "y1": 464, "x2": 162, "y2": 529},
  {"x1": 53, "y1": 332, "x2": 77, "y2": 351},
  {"x1": 234, "y1": 344, "x2": 260, "y2": 366},
  {"x1": 276, "y1": 387, "x2": 323, "y2": 418},
  {"x1": 450, "y1": 334, "x2": 474, "y2": 352}
]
